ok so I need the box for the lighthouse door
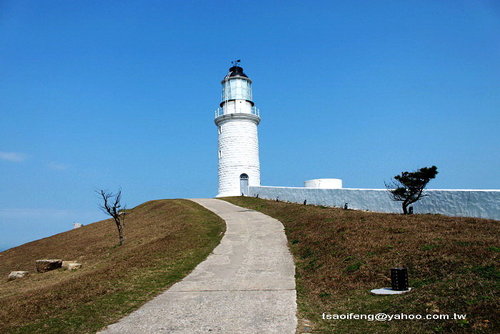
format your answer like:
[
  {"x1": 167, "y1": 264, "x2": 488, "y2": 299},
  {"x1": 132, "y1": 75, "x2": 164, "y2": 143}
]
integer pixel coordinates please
[{"x1": 240, "y1": 173, "x2": 249, "y2": 196}]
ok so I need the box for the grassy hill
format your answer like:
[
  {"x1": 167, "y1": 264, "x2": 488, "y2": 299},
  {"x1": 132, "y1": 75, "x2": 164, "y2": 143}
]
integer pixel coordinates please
[
  {"x1": 0, "y1": 199, "x2": 225, "y2": 333},
  {"x1": 223, "y1": 197, "x2": 499, "y2": 334}
]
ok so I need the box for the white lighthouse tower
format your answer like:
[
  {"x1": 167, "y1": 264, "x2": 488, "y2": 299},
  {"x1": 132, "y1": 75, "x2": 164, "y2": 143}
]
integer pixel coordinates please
[{"x1": 215, "y1": 62, "x2": 261, "y2": 197}]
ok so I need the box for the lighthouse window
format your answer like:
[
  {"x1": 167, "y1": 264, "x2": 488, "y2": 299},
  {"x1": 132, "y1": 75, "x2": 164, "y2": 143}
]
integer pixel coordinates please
[
  {"x1": 218, "y1": 150, "x2": 221, "y2": 158},
  {"x1": 218, "y1": 126, "x2": 222, "y2": 134}
]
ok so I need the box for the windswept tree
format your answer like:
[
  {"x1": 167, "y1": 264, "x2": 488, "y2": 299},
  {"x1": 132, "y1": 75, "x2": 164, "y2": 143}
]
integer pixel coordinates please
[
  {"x1": 386, "y1": 166, "x2": 438, "y2": 214},
  {"x1": 98, "y1": 189, "x2": 126, "y2": 245}
]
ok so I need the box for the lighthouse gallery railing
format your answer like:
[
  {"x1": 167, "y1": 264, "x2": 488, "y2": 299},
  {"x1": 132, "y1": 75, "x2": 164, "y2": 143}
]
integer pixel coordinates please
[{"x1": 214, "y1": 106, "x2": 260, "y2": 119}]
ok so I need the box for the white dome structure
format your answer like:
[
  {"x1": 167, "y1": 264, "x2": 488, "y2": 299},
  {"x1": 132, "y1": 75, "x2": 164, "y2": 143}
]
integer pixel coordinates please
[
  {"x1": 304, "y1": 178, "x2": 343, "y2": 189},
  {"x1": 215, "y1": 64, "x2": 261, "y2": 197}
]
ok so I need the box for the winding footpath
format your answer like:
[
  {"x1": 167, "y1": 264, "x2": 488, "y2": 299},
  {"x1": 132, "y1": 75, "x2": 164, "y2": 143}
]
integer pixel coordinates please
[{"x1": 99, "y1": 199, "x2": 297, "y2": 333}]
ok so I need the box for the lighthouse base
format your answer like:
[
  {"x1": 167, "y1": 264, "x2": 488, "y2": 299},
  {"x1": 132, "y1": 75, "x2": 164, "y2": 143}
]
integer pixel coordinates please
[{"x1": 215, "y1": 191, "x2": 244, "y2": 198}]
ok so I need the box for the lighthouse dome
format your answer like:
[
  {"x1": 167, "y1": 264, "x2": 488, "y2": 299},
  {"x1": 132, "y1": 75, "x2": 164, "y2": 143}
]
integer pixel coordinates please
[{"x1": 225, "y1": 66, "x2": 248, "y2": 78}]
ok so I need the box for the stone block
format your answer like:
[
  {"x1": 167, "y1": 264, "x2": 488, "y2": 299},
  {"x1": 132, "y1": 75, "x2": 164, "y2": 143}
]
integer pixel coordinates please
[
  {"x1": 62, "y1": 261, "x2": 82, "y2": 270},
  {"x1": 8, "y1": 271, "x2": 29, "y2": 281},
  {"x1": 36, "y1": 259, "x2": 62, "y2": 273}
]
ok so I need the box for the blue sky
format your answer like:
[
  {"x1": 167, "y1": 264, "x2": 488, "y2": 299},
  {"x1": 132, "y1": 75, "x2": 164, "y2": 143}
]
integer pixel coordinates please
[{"x1": 1, "y1": 0, "x2": 499, "y2": 250}]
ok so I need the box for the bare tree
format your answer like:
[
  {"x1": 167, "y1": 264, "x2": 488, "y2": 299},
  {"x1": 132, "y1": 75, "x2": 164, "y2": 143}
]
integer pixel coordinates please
[
  {"x1": 98, "y1": 189, "x2": 126, "y2": 245},
  {"x1": 385, "y1": 166, "x2": 438, "y2": 214}
]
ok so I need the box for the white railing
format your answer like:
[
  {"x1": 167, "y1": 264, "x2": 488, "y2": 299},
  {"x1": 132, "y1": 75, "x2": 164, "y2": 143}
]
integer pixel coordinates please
[{"x1": 215, "y1": 106, "x2": 260, "y2": 118}]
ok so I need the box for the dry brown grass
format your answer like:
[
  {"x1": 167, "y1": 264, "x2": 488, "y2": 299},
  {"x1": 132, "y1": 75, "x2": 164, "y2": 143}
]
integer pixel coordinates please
[
  {"x1": 0, "y1": 199, "x2": 225, "y2": 333},
  {"x1": 223, "y1": 197, "x2": 499, "y2": 334}
]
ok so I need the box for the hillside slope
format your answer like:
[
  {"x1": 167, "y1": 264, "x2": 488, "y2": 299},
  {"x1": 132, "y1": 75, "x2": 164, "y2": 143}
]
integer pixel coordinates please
[
  {"x1": 0, "y1": 199, "x2": 225, "y2": 333},
  {"x1": 223, "y1": 197, "x2": 499, "y2": 334}
]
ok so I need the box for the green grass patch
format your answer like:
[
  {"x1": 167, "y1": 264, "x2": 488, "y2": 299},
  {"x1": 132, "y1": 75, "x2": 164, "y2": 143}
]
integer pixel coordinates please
[
  {"x1": 421, "y1": 244, "x2": 440, "y2": 251},
  {"x1": 471, "y1": 265, "x2": 499, "y2": 280}
]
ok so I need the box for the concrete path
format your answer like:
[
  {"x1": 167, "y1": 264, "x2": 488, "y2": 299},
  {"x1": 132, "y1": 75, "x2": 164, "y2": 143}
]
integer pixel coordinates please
[{"x1": 99, "y1": 198, "x2": 297, "y2": 334}]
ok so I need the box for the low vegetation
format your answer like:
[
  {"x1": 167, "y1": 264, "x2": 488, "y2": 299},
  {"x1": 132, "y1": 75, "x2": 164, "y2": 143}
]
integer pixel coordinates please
[
  {"x1": 223, "y1": 197, "x2": 499, "y2": 334},
  {"x1": 0, "y1": 199, "x2": 225, "y2": 333}
]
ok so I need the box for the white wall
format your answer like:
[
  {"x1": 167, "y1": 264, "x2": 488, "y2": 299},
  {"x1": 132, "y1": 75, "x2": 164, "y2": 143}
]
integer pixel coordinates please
[
  {"x1": 217, "y1": 118, "x2": 260, "y2": 197},
  {"x1": 248, "y1": 186, "x2": 500, "y2": 220}
]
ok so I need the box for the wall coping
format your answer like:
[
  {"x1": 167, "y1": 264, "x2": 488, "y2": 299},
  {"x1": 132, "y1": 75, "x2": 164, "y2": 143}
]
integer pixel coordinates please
[{"x1": 250, "y1": 185, "x2": 500, "y2": 192}]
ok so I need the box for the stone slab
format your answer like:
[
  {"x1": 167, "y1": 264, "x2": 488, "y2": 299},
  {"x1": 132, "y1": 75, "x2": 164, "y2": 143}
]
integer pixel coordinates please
[{"x1": 371, "y1": 287, "x2": 412, "y2": 295}]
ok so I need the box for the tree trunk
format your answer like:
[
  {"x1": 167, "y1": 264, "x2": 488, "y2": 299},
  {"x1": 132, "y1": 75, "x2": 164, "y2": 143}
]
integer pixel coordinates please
[
  {"x1": 115, "y1": 219, "x2": 125, "y2": 245},
  {"x1": 402, "y1": 202, "x2": 409, "y2": 215}
]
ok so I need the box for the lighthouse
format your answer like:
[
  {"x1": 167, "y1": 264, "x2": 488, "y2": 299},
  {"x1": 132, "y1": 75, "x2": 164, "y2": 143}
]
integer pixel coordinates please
[{"x1": 215, "y1": 63, "x2": 261, "y2": 197}]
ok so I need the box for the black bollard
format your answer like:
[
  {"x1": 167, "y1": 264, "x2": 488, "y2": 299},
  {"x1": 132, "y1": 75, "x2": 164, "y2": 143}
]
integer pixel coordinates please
[
  {"x1": 303, "y1": 199, "x2": 307, "y2": 205},
  {"x1": 344, "y1": 203, "x2": 348, "y2": 210},
  {"x1": 391, "y1": 268, "x2": 409, "y2": 291}
]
